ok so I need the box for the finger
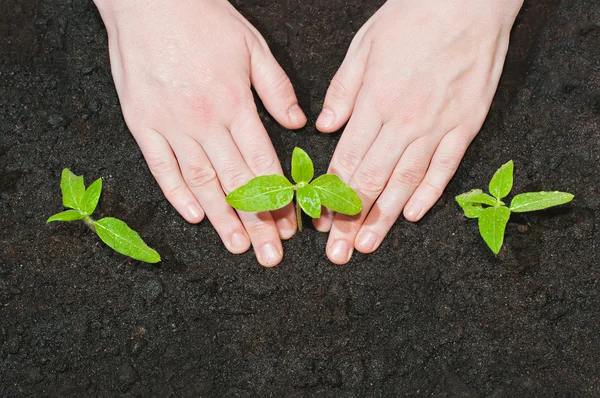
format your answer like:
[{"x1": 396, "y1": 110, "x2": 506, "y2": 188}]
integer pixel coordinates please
[
  {"x1": 198, "y1": 127, "x2": 284, "y2": 267},
  {"x1": 355, "y1": 138, "x2": 435, "y2": 253},
  {"x1": 325, "y1": 122, "x2": 416, "y2": 264},
  {"x1": 313, "y1": 95, "x2": 382, "y2": 232},
  {"x1": 169, "y1": 135, "x2": 251, "y2": 254},
  {"x1": 404, "y1": 126, "x2": 474, "y2": 222},
  {"x1": 229, "y1": 107, "x2": 297, "y2": 240},
  {"x1": 249, "y1": 39, "x2": 306, "y2": 129},
  {"x1": 135, "y1": 127, "x2": 205, "y2": 224},
  {"x1": 316, "y1": 36, "x2": 370, "y2": 132}
]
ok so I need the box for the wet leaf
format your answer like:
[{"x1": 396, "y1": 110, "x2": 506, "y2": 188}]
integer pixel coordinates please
[
  {"x1": 226, "y1": 175, "x2": 294, "y2": 212},
  {"x1": 291, "y1": 147, "x2": 314, "y2": 184},
  {"x1": 461, "y1": 204, "x2": 484, "y2": 219},
  {"x1": 478, "y1": 206, "x2": 511, "y2": 255},
  {"x1": 456, "y1": 189, "x2": 498, "y2": 207},
  {"x1": 95, "y1": 217, "x2": 160, "y2": 263},
  {"x1": 297, "y1": 184, "x2": 321, "y2": 219},
  {"x1": 47, "y1": 210, "x2": 86, "y2": 223},
  {"x1": 510, "y1": 191, "x2": 574, "y2": 213},
  {"x1": 60, "y1": 168, "x2": 85, "y2": 210},
  {"x1": 81, "y1": 178, "x2": 102, "y2": 215},
  {"x1": 310, "y1": 174, "x2": 362, "y2": 215},
  {"x1": 489, "y1": 160, "x2": 513, "y2": 200}
]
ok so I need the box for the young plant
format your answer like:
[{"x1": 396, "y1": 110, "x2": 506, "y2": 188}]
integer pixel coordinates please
[
  {"x1": 456, "y1": 160, "x2": 574, "y2": 255},
  {"x1": 48, "y1": 169, "x2": 161, "y2": 263},
  {"x1": 226, "y1": 147, "x2": 362, "y2": 230}
]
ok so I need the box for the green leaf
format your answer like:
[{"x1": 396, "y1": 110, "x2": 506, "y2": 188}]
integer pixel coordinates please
[
  {"x1": 291, "y1": 147, "x2": 314, "y2": 183},
  {"x1": 226, "y1": 175, "x2": 294, "y2": 212},
  {"x1": 297, "y1": 184, "x2": 321, "y2": 219},
  {"x1": 461, "y1": 204, "x2": 484, "y2": 219},
  {"x1": 310, "y1": 174, "x2": 362, "y2": 216},
  {"x1": 47, "y1": 210, "x2": 86, "y2": 223},
  {"x1": 456, "y1": 189, "x2": 498, "y2": 207},
  {"x1": 510, "y1": 191, "x2": 574, "y2": 213},
  {"x1": 81, "y1": 178, "x2": 103, "y2": 215},
  {"x1": 489, "y1": 160, "x2": 514, "y2": 200},
  {"x1": 95, "y1": 217, "x2": 161, "y2": 263},
  {"x1": 478, "y1": 206, "x2": 511, "y2": 255},
  {"x1": 60, "y1": 168, "x2": 85, "y2": 210}
]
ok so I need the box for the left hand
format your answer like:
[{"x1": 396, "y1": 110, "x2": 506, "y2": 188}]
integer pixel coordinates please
[{"x1": 313, "y1": 0, "x2": 523, "y2": 264}]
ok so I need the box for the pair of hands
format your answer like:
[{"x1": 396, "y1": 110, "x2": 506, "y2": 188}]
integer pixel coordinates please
[{"x1": 94, "y1": 0, "x2": 523, "y2": 267}]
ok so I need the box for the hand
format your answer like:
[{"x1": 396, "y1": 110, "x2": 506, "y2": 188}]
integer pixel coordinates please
[
  {"x1": 94, "y1": 0, "x2": 307, "y2": 267},
  {"x1": 314, "y1": 0, "x2": 523, "y2": 264}
]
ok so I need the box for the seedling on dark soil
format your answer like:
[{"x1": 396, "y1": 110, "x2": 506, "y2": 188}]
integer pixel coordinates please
[
  {"x1": 226, "y1": 147, "x2": 362, "y2": 230},
  {"x1": 456, "y1": 160, "x2": 574, "y2": 255},
  {"x1": 48, "y1": 169, "x2": 161, "y2": 263}
]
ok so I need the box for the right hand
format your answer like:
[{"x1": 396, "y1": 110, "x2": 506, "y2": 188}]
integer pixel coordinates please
[{"x1": 94, "y1": 0, "x2": 307, "y2": 267}]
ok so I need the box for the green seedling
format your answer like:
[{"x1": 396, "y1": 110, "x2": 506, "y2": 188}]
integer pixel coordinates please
[
  {"x1": 456, "y1": 160, "x2": 574, "y2": 255},
  {"x1": 226, "y1": 147, "x2": 362, "y2": 230},
  {"x1": 48, "y1": 169, "x2": 160, "y2": 263}
]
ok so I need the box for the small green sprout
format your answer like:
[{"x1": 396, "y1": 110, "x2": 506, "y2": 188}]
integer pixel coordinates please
[
  {"x1": 48, "y1": 169, "x2": 161, "y2": 263},
  {"x1": 226, "y1": 147, "x2": 362, "y2": 230},
  {"x1": 456, "y1": 160, "x2": 574, "y2": 255}
]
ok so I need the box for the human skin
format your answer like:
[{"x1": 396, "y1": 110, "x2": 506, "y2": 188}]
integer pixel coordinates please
[
  {"x1": 313, "y1": 0, "x2": 525, "y2": 264},
  {"x1": 94, "y1": 0, "x2": 524, "y2": 267},
  {"x1": 93, "y1": 0, "x2": 307, "y2": 267}
]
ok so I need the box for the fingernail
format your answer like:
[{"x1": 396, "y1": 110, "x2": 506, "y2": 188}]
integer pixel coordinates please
[
  {"x1": 405, "y1": 201, "x2": 424, "y2": 221},
  {"x1": 288, "y1": 104, "x2": 306, "y2": 126},
  {"x1": 185, "y1": 203, "x2": 203, "y2": 222},
  {"x1": 314, "y1": 208, "x2": 334, "y2": 232},
  {"x1": 329, "y1": 240, "x2": 351, "y2": 264},
  {"x1": 276, "y1": 217, "x2": 296, "y2": 240},
  {"x1": 258, "y1": 243, "x2": 281, "y2": 266},
  {"x1": 316, "y1": 108, "x2": 335, "y2": 129},
  {"x1": 229, "y1": 232, "x2": 249, "y2": 253},
  {"x1": 357, "y1": 232, "x2": 378, "y2": 252}
]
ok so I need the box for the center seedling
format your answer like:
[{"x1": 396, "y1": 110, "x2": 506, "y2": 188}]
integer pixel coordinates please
[
  {"x1": 456, "y1": 160, "x2": 574, "y2": 255},
  {"x1": 226, "y1": 147, "x2": 362, "y2": 230}
]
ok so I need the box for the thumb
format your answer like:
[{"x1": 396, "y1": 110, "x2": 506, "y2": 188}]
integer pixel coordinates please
[
  {"x1": 249, "y1": 38, "x2": 306, "y2": 129},
  {"x1": 316, "y1": 39, "x2": 369, "y2": 133}
]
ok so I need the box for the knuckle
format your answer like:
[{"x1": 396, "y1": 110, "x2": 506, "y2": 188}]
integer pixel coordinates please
[
  {"x1": 184, "y1": 93, "x2": 216, "y2": 127},
  {"x1": 185, "y1": 162, "x2": 218, "y2": 188},
  {"x1": 422, "y1": 179, "x2": 444, "y2": 197},
  {"x1": 164, "y1": 183, "x2": 188, "y2": 201},
  {"x1": 354, "y1": 168, "x2": 384, "y2": 197},
  {"x1": 437, "y1": 154, "x2": 460, "y2": 174},
  {"x1": 249, "y1": 151, "x2": 277, "y2": 173},
  {"x1": 222, "y1": 166, "x2": 250, "y2": 193},
  {"x1": 271, "y1": 71, "x2": 292, "y2": 94},
  {"x1": 146, "y1": 153, "x2": 175, "y2": 176},
  {"x1": 332, "y1": 150, "x2": 362, "y2": 177},
  {"x1": 328, "y1": 75, "x2": 350, "y2": 100},
  {"x1": 376, "y1": 206, "x2": 398, "y2": 225},
  {"x1": 393, "y1": 167, "x2": 424, "y2": 188}
]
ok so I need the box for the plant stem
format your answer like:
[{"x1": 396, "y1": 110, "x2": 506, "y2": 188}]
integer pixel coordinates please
[
  {"x1": 83, "y1": 216, "x2": 97, "y2": 232},
  {"x1": 296, "y1": 200, "x2": 302, "y2": 232}
]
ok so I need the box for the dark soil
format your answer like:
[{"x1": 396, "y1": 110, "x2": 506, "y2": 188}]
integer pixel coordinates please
[{"x1": 1, "y1": 0, "x2": 599, "y2": 396}]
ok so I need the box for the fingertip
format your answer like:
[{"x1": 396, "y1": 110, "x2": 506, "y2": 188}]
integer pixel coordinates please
[
  {"x1": 327, "y1": 239, "x2": 352, "y2": 265},
  {"x1": 355, "y1": 230, "x2": 379, "y2": 254},
  {"x1": 287, "y1": 104, "x2": 307, "y2": 129},
  {"x1": 403, "y1": 199, "x2": 425, "y2": 222},
  {"x1": 227, "y1": 231, "x2": 251, "y2": 254},
  {"x1": 184, "y1": 203, "x2": 205, "y2": 224},
  {"x1": 257, "y1": 242, "x2": 283, "y2": 268},
  {"x1": 276, "y1": 216, "x2": 297, "y2": 240},
  {"x1": 316, "y1": 108, "x2": 338, "y2": 133},
  {"x1": 313, "y1": 210, "x2": 334, "y2": 232}
]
